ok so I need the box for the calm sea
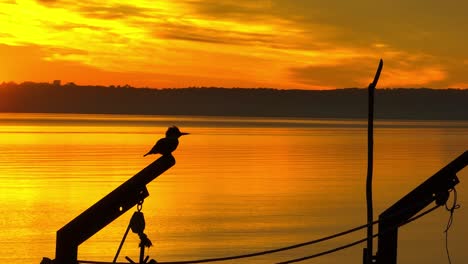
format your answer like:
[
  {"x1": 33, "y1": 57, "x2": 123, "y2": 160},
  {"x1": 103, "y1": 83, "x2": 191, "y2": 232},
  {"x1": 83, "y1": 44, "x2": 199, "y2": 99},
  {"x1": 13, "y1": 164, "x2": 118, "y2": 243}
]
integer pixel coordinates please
[{"x1": 0, "y1": 113, "x2": 467, "y2": 264}]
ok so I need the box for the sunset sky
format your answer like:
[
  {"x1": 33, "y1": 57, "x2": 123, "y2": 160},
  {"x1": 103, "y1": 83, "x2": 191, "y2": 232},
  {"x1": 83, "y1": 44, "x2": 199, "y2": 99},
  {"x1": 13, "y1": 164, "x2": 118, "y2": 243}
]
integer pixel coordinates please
[{"x1": 1, "y1": 0, "x2": 467, "y2": 89}]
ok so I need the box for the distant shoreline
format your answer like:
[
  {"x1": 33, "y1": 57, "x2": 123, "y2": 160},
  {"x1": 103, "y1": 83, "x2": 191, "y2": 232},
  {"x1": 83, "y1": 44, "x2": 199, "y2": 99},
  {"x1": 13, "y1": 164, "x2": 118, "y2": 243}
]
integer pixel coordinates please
[
  {"x1": 1, "y1": 82, "x2": 467, "y2": 120},
  {"x1": 1, "y1": 111, "x2": 468, "y2": 123}
]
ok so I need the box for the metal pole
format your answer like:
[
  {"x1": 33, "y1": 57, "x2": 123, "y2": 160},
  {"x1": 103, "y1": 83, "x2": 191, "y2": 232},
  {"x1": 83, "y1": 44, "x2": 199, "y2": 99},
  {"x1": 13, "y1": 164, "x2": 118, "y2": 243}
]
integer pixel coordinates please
[{"x1": 366, "y1": 59, "x2": 383, "y2": 264}]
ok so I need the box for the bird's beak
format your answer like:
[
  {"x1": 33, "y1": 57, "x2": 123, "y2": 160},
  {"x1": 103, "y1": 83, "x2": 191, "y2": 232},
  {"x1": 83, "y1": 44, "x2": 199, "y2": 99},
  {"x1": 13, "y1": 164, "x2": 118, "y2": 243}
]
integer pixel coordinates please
[{"x1": 180, "y1": 132, "x2": 190, "y2": 136}]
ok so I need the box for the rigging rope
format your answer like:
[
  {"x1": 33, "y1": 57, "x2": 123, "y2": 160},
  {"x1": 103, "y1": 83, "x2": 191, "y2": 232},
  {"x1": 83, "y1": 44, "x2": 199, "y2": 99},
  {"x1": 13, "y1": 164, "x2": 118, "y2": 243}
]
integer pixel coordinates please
[
  {"x1": 444, "y1": 187, "x2": 460, "y2": 264},
  {"x1": 155, "y1": 221, "x2": 378, "y2": 264},
  {"x1": 277, "y1": 204, "x2": 440, "y2": 264},
  {"x1": 78, "y1": 204, "x2": 440, "y2": 264},
  {"x1": 113, "y1": 218, "x2": 132, "y2": 263}
]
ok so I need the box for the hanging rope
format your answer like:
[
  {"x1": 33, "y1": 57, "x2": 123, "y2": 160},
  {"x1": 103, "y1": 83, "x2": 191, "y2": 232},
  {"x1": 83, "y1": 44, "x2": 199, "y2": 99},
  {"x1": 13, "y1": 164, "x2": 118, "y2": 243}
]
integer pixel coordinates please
[
  {"x1": 77, "y1": 203, "x2": 440, "y2": 264},
  {"x1": 154, "y1": 221, "x2": 377, "y2": 264},
  {"x1": 444, "y1": 187, "x2": 460, "y2": 264},
  {"x1": 81, "y1": 218, "x2": 375, "y2": 264},
  {"x1": 278, "y1": 204, "x2": 440, "y2": 264},
  {"x1": 113, "y1": 216, "x2": 133, "y2": 263}
]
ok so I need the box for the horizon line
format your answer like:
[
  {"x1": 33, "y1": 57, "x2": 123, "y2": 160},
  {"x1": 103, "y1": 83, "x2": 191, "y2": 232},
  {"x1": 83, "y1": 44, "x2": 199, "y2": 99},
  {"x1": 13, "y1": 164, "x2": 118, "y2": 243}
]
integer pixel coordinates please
[{"x1": 1, "y1": 81, "x2": 468, "y2": 91}]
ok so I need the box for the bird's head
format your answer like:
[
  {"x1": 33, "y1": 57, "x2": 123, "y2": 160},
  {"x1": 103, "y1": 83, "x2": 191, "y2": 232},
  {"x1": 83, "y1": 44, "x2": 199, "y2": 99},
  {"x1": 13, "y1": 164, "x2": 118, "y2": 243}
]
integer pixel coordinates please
[{"x1": 166, "y1": 126, "x2": 189, "y2": 138}]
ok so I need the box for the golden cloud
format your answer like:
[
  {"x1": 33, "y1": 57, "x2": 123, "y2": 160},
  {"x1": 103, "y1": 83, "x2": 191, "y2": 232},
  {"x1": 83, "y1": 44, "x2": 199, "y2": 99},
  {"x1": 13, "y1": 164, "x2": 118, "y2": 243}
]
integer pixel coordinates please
[{"x1": 0, "y1": 0, "x2": 466, "y2": 88}]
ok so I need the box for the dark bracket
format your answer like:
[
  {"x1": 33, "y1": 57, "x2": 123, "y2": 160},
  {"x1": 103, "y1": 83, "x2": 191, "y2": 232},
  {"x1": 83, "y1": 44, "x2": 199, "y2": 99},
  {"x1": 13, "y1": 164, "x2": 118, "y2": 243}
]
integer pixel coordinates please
[
  {"x1": 54, "y1": 155, "x2": 176, "y2": 264},
  {"x1": 371, "y1": 150, "x2": 467, "y2": 264}
]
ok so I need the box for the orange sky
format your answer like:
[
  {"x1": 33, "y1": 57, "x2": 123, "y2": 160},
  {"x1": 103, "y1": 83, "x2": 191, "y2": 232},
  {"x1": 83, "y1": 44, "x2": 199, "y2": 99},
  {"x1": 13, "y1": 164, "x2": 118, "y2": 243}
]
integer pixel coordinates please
[{"x1": 0, "y1": 0, "x2": 467, "y2": 89}]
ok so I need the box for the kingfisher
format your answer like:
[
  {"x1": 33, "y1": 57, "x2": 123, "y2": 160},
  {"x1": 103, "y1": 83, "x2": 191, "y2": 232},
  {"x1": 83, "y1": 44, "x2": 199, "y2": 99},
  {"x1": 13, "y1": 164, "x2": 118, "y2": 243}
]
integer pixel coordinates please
[{"x1": 143, "y1": 126, "x2": 189, "y2": 157}]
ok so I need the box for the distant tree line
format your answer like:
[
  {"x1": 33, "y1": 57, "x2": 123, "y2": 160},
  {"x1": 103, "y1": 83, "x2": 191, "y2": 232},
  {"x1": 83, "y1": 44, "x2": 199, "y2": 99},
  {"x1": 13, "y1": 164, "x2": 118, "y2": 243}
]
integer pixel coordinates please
[{"x1": 0, "y1": 82, "x2": 467, "y2": 120}]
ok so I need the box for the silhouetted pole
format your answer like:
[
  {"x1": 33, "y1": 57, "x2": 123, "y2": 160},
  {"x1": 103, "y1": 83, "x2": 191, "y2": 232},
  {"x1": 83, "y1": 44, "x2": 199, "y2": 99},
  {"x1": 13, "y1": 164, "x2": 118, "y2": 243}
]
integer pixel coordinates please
[
  {"x1": 365, "y1": 59, "x2": 383, "y2": 264},
  {"x1": 55, "y1": 155, "x2": 175, "y2": 264}
]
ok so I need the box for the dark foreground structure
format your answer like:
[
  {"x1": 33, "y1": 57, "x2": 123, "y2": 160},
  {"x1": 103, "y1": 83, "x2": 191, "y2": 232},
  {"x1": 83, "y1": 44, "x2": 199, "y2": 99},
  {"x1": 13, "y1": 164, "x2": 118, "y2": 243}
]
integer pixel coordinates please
[
  {"x1": 366, "y1": 150, "x2": 467, "y2": 264},
  {"x1": 41, "y1": 151, "x2": 467, "y2": 264},
  {"x1": 49, "y1": 155, "x2": 175, "y2": 264}
]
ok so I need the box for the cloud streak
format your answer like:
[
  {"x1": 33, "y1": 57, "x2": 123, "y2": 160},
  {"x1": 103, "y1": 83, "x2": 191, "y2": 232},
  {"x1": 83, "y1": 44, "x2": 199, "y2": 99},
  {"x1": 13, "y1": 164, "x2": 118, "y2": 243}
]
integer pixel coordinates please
[{"x1": 0, "y1": 0, "x2": 466, "y2": 88}]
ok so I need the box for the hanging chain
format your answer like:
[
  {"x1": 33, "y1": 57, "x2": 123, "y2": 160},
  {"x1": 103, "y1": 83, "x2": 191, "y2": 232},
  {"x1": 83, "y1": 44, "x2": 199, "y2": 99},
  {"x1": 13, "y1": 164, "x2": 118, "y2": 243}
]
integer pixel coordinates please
[{"x1": 137, "y1": 199, "x2": 144, "y2": 212}]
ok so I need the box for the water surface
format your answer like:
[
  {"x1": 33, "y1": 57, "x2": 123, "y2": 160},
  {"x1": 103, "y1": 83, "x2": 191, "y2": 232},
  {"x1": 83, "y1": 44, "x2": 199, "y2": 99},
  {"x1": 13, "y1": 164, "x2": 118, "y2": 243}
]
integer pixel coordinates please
[{"x1": 0, "y1": 113, "x2": 467, "y2": 264}]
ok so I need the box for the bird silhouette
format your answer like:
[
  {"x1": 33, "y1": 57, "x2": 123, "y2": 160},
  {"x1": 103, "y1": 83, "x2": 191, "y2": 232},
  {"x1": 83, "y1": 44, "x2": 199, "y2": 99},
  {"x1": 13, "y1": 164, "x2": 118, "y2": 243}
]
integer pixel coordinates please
[{"x1": 143, "y1": 126, "x2": 189, "y2": 157}]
